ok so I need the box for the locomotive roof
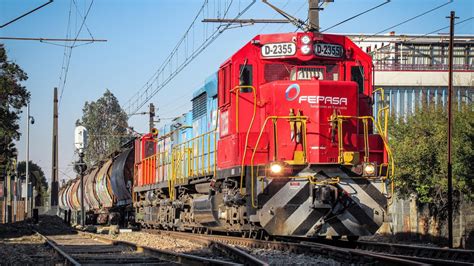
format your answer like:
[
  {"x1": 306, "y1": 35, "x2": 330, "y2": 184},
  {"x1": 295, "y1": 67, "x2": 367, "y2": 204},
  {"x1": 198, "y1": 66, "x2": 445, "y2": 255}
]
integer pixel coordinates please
[{"x1": 220, "y1": 31, "x2": 371, "y2": 67}]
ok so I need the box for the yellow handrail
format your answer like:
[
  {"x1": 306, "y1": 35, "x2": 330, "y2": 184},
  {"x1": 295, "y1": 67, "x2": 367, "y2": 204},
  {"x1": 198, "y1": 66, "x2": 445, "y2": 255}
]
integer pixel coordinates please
[
  {"x1": 155, "y1": 129, "x2": 218, "y2": 200},
  {"x1": 233, "y1": 86, "x2": 258, "y2": 197},
  {"x1": 332, "y1": 115, "x2": 394, "y2": 179},
  {"x1": 246, "y1": 115, "x2": 308, "y2": 208}
]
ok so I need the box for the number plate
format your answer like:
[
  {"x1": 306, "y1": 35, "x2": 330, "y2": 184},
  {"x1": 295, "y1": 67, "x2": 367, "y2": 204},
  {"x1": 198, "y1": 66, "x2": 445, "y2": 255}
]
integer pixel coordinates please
[
  {"x1": 261, "y1": 43, "x2": 296, "y2": 58},
  {"x1": 314, "y1": 43, "x2": 344, "y2": 58}
]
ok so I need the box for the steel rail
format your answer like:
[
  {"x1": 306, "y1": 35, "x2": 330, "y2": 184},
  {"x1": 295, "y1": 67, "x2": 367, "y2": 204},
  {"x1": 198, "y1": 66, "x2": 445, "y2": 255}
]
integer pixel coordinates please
[
  {"x1": 78, "y1": 231, "x2": 240, "y2": 265},
  {"x1": 35, "y1": 231, "x2": 82, "y2": 266},
  {"x1": 337, "y1": 239, "x2": 474, "y2": 265},
  {"x1": 36, "y1": 229, "x2": 241, "y2": 265},
  {"x1": 281, "y1": 235, "x2": 474, "y2": 265},
  {"x1": 154, "y1": 230, "x2": 424, "y2": 265},
  {"x1": 209, "y1": 240, "x2": 269, "y2": 266},
  {"x1": 136, "y1": 229, "x2": 267, "y2": 265}
]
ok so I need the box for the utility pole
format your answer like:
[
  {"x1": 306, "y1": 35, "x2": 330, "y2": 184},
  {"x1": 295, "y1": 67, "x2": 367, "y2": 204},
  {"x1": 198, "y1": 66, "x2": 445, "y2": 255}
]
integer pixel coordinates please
[
  {"x1": 13, "y1": 158, "x2": 17, "y2": 222},
  {"x1": 307, "y1": 0, "x2": 320, "y2": 32},
  {"x1": 6, "y1": 161, "x2": 11, "y2": 223},
  {"x1": 50, "y1": 87, "x2": 59, "y2": 208},
  {"x1": 25, "y1": 102, "x2": 30, "y2": 218},
  {"x1": 149, "y1": 103, "x2": 155, "y2": 132},
  {"x1": 447, "y1": 10, "x2": 457, "y2": 249}
]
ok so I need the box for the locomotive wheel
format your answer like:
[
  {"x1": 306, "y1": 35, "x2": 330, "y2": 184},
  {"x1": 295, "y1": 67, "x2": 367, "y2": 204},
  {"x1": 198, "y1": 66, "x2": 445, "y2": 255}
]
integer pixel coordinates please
[
  {"x1": 262, "y1": 232, "x2": 270, "y2": 241},
  {"x1": 250, "y1": 230, "x2": 258, "y2": 239}
]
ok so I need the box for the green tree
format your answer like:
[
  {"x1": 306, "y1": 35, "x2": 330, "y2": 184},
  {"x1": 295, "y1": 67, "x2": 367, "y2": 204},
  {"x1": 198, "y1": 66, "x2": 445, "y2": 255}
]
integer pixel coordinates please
[
  {"x1": 0, "y1": 43, "x2": 30, "y2": 175},
  {"x1": 390, "y1": 105, "x2": 474, "y2": 219},
  {"x1": 76, "y1": 89, "x2": 130, "y2": 166},
  {"x1": 17, "y1": 161, "x2": 48, "y2": 206}
]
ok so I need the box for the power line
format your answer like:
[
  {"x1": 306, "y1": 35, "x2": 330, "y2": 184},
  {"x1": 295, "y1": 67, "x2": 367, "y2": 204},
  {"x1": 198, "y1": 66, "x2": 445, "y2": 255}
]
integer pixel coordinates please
[
  {"x1": 404, "y1": 16, "x2": 474, "y2": 43},
  {"x1": 321, "y1": 0, "x2": 390, "y2": 32},
  {"x1": 257, "y1": 0, "x2": 291, "y2": 32},
  {"x1": 0, "y1": 0, "x2": 53, "y2": 28},
  {"x1": 124, "y1": 0, "x2": 256, "y2": 116},
  {"x1": 57, "y1": 0, "x2": 73, "y2": 108},
  {"x1": 72, "y1": 0, "x2": 95, "y2": 39},
  {"x1": 275, "y1": 0, "x2": 306, "y2": 32},
  {"x1": 0, "y1": 37, "x2": 105, "y2": 42},
  {"x1": 364, "y1": 0, "x2": 453, "y2": 39},
  {"x1": 58, "y1": 0, "x2": 95, "y2": 107}
]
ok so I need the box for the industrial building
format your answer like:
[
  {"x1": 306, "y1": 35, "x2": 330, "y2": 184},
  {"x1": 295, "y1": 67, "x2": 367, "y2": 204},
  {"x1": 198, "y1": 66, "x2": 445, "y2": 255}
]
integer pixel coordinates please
[{"x1": 349, "y1": 33, "x2": 474, "y2": 117}]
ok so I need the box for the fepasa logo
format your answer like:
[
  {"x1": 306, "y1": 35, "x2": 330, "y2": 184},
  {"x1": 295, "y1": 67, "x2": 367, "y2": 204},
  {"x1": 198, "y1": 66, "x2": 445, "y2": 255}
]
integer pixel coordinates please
[
  {"x1": 285, "y1": 83, "x2": 348, "y2": 106},
  {"x1": 285, "y1": 84, "x2": 300, "y2": 101}
]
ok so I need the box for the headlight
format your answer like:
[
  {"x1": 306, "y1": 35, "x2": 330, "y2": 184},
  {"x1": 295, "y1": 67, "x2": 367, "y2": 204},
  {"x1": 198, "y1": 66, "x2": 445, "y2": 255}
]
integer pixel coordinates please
[
  {"x1": 363, "y1": 163, "x2": 376, "y2": 176},
  {"x1": 300, "y1": 45, "x2": 311, "y2": 55},
  {"x1": 270, "y1": 163, "x2": 283, "y2": 174},
  {"x1": 301, "y1": 35, "x2": 311, "y2": 44}
]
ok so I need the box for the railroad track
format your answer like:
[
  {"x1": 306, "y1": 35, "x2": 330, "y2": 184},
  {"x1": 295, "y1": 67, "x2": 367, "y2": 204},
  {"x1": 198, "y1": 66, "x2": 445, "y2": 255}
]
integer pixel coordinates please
[
  {"x1": 311, "y1": 238, "x2": 474, "y2": 265},
  {"x1": 153, "y1": 230, "x2": 474, "y2": 265},
  {"x1": 36, "y1": 230, "x2": 265, "y2": 265}
]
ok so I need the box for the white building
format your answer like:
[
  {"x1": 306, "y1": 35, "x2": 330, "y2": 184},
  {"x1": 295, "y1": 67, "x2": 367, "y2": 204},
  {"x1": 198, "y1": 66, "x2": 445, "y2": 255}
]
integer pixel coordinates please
[{"x1": 349, "y1": 33, "x2": 474, "y2": 117}]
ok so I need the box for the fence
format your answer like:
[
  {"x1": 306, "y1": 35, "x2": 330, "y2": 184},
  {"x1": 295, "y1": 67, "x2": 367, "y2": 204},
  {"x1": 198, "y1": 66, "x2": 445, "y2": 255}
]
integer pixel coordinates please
[
  {"x1": 378, "y1": 197, "x2": 473, "y2": 248},
  {"x1": 0, "y1": 200, "x2": 26, "y2": 224}
]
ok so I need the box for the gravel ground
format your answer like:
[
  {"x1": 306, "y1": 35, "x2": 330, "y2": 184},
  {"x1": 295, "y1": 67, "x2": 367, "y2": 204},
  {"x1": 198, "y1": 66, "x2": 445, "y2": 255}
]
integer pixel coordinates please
[
  {"x1": 101, "y1": 231, "x2": 206, "y2": 253},
  {"x1": 0, "y1": 216, "x2": 68, "y2": 265},
  {"x1": 100, "y1": 231, "x2": 236, "y2": 261},
  {"x1": 239, "y1": 246, "x2": 340, "y2": 265},
  {"x1": 0, "y1": 234, "x2": 62, "y2": 265},
  {"x1": 360, "y1": 234, "x2": 441, "y2": 247},
  {"x1": 102, "y1": 230, "x2": 340, "y2": 265}
]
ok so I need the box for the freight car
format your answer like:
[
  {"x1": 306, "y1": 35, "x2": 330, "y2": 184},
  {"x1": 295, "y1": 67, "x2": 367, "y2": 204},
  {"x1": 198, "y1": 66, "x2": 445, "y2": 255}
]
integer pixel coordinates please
[
  {"x1": 59, "y1": 147, "x2": 135, "y2": 225},
  {"x1": 133, "y1": 31, "x2": 394, "y2": 240}
]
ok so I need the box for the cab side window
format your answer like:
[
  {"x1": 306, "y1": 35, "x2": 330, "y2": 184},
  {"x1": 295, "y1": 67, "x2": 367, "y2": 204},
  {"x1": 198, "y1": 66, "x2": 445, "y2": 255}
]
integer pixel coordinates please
[
  {"x1": 351, "y1": 66, "x2": 364, "y2": 93},
  {"x1": 239, "y1": 65, "x2": 253, "y2": 86}
]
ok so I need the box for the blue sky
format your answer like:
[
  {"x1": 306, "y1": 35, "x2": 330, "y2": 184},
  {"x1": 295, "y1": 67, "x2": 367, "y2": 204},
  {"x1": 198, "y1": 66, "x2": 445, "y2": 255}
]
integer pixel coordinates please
[{"x1": 1, "y1": 0, "x2": 473, "y2": 183}]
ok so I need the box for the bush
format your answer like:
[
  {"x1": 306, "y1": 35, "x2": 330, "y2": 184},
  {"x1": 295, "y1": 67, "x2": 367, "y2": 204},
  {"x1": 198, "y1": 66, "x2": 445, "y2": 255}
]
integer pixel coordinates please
[{"x1": 389, "y1": 105, "x2": 474, "y2": 219}]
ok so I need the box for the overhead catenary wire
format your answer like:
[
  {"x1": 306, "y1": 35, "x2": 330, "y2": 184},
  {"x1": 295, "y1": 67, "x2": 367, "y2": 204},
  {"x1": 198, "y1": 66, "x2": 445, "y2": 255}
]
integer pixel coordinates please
[
  {"x1": 404, "y1": 16, "x2": 474, "y2": 42},
  {"x1": 321, "y1": 0, "x2": 391, "y2": 32},
  {"x1": 124, "y1": 0, "x2": 256, "y2": 116},
  {"x1": 58, "y1": 0, "x2": 96, "y2": 107},
  {"x1": 363, "y1": 0, "x2": 453, "y2": 40},
  {"x1": 0, "y1": 0, "x2": 53, "y2": 28}
]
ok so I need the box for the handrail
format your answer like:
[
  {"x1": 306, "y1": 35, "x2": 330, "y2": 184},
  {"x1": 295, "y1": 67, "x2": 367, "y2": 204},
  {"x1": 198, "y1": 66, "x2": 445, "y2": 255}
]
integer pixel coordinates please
[
  {"x1": 332, "y1": 114, "x2": 395, "y2": 204},
  {"x1": 332, "y1": 115, "x2": 394, "y2": 179},
  {"x1": 373, "y1": 87, "x2": 394, "y2": 205},
  {"x1": 232, "y1": 86, "x2": 258, "y2": 197},
  {"x1": 137, "y1": 129, "x2": 218, "y2": 200},
  {"x1": 247, "y1": 115, "x2": 308, "y2": 208}
]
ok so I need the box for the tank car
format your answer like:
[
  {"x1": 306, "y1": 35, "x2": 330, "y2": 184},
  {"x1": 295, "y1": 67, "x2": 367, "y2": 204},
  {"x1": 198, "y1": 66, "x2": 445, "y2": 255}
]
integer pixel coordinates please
[
  {"x1": 134, "y1": 31, "x2": 394, "y2": 239},
  {"x1": 59, "y1": 147, "x2": 135, "y2": 226}
]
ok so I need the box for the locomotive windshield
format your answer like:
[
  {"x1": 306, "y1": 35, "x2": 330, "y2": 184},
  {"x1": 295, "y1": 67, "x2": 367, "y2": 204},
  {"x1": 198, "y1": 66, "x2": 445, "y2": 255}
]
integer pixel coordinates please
[{"x1": 264, "y1": 63, "x2": 340, "y2": 83}]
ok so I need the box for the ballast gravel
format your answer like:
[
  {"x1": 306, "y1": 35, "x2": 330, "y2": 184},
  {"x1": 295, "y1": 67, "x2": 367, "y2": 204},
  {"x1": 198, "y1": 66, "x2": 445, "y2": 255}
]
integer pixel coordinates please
[
  {"x1": 241, "y1": 246, "x2": 340, "y2": 265},
  {"x1": 102, "y1": 230, "x2": 339, "y2": 265},
  {"x1": 101, "y1": 231, "x2": 206, "y2": 253}
]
